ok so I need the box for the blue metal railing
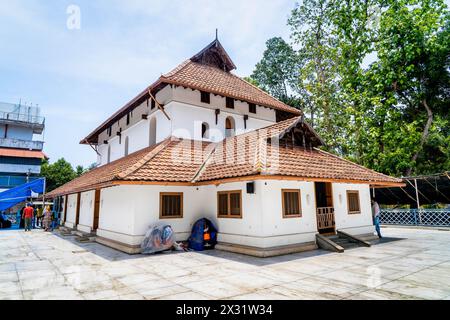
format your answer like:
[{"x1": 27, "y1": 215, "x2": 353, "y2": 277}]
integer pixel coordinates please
[{"x1": 380, "y1": 209, "x2": 450, "y2": 227}]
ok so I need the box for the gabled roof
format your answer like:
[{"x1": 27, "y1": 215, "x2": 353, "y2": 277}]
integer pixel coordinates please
[
  {"x1": 190, "y1": 38, "x2": 236, "y2": 72},
  {"x1": 158, "y1": 60, "x2": 301, "y2": 115},
  {"x1": 48, "y1": 118, "x2": 402, "y2": 198},
  {"x1": 81, "y1": 39, "x2": 301, "y2": 145}
]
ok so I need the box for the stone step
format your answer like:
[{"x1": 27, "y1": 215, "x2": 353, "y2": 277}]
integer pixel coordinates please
[
  {"x1": 75, "y1": 236, "x2": 96, "y2": 243},
  {"x1": 60, "y1": 231, "x2": 77, "y2": 237},
  {"x1": 71, "y1": 230, "x2": 85, "y2": 237}
]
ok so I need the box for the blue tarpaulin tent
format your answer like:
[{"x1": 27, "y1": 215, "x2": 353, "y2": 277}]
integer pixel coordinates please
[{"x1": 0, "y1": 178, "x2": 45, "y2": 211}]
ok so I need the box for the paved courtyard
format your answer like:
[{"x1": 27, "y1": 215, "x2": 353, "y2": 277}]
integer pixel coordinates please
[{"x1": 0, "y1": 227, "x2": 449, "y2": 300}]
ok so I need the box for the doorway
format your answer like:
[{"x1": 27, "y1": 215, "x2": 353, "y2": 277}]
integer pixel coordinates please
[
  {"x1": 63, "y1": 195, "x2": 68, "y2": 224},
  {"x1": 92, "y1": 189, "x2": 101, "y2": 232},
  {"x1": 315, "y1": 182, "x2": 335, "y2": 234},
  {"x1": 75, "y1": 193, "x2": 81, "y2": 226}
]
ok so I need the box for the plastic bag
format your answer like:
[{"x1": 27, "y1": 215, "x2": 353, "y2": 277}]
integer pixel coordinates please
[{"x1": 141, "y1": 223, "x2": 175, "y2": 254}]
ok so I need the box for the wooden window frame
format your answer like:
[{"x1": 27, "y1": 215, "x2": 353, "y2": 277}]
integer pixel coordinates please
[
  {"x1": 249, "y1": 103, "x2": 256, "y2": 114},
  {"x1": 217, "y1": 190, "x2": 242, "y2": 218},
  {"x1": 226, "y1": 97, "x2": 235, "y2": 109},
  {"x1": 346, "y1": 190, "x2": 361, "y2": 214},
  {"x1": 200, "y1": 91, "x2": 211, "y2": 104},
  {"x1": 159, "y1": 192, "x2": 183, "y2": 219},
  {"x1": 281, "y1": 189, "x2": 302, "y2": 218}
]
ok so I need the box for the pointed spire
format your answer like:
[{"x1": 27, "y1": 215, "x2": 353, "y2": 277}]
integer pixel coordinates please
[{"x1": 190, "y1": 36, "x2": 236, "y2": 72}]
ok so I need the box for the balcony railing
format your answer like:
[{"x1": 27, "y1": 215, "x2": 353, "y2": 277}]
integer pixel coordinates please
[
  {"x1": 316, "y1": 207, "x2": 336, "y2": 230},
  {"x1": 0, "y1": 138, "x2": 44, "y2": 150},
  {"x1": 0, "y1": 111, "x2": 45, "y2": 125},
  {"x1": 0, "y1": 175, "x2": 42, "y2": 189}
]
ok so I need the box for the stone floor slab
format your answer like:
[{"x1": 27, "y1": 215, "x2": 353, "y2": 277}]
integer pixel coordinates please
[{"x1": 0, "y1": 227, "x2": 449, "y2": 300}]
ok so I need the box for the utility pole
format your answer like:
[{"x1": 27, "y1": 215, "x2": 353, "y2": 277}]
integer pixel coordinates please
[{"x1": 414, "y1": 179, "x2": 422, "y2": 224}]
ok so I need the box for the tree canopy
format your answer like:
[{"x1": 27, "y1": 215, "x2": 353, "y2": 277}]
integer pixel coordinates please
[
  {"x1": 41, "y1": 158, "x2": 96, "y2": 192},
  {"x1": 249, "y1": 0, "x2": 450, "y2": 177}
]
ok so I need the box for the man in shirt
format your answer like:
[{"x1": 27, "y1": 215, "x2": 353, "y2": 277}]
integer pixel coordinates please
[
  {"x1": 23, "y1": 203, "x2": 34, "y2": 232},
  {"x1": 371, "y1": 199, "x2": 382, "y2": 239}
]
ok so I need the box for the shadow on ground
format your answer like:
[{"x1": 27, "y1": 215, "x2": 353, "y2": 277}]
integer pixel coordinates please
[{"x1": 51, "y1": 229, "x2": 406, "y2": 266}]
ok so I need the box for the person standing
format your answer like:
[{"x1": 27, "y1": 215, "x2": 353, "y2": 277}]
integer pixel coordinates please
[
  {"x1": 19, "y1": 206, "x2": 25, "y2": 229},
  {"x1": 43, "y1": 205, "x2": 52, "y2": 232},
  {"x1": 36, "y1": 206, "x2": 43, "y2": 228},
  {"x1": 371, "y1": 199, "x2": 382, "y2": 239},
  {"x1": 23, "y1": 203, "x2": 34, "y2": 232}
]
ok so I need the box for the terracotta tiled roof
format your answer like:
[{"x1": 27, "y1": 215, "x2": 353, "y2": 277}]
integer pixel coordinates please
[
  {"x1": 159, "y1": 60, "x2": 301, "y2": 115},
  {"x1": 46, "y1": 141, "x2": 169, "y2": 197},
  {"x1": 47, "y1": 138, "x2": 213, "y2": 197},
  {"x1": 81, "y1": 41, "x2": 301, "y2": 144},
  {"x1": 0, "y1": 148, "x2": 47, "y2": 159},
  {"x1": 48, "y1": 118, "x2": 401, "y2": 197},
  {"x1": 121, "y1": 139, "x2": 213, "y2": 182},
  {"x1": 194, "y1": 118, "x2": 400, "y2": 184}
]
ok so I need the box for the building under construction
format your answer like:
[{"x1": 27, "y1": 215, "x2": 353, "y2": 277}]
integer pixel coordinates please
[{"x1": 0, "y1": 101, "x2": 46, "y2": 192}]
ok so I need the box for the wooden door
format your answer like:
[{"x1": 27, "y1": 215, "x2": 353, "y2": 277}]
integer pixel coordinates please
[
  {"x1": 63, "y1": 195, "x2": 68, "y2": 223},
  {"x1": 75, "y1": 193, "x2": 81, "y2": 226},
  {"x1": 93, "y1": 189, "x2": 101, "y2": 230},
  {"x1": 315, "y1": 182, "x2": 336, "y2": 233}
]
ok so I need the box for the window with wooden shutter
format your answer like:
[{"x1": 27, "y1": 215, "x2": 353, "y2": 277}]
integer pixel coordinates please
[
  {"x1": 248, "y1": 103, "x2": 256, "y2": 114},
  {"x1": 282, "y1": 189, "x2": 301, "y2": 218},
  {"x1": 200, "y1": 91, "x2": 210, "y2": 104},
  {"x1": 226, "y1": 97, "x2": 234, "y2": 109},
  {"x1": 160, "y1": 193, "x2": 183, "y2": 218},
  {"x1": 347, "y1": 190, "x2": 361, "y2": 214},
  {"x1": 217, "y1": 191, "x2": 242, "y2": 218}
]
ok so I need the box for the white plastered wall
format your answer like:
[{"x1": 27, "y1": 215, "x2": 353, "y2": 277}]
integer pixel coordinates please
[
  {"x1": 77, "y1": 190, "x2": 95, "y2": 233},
  {"x1": 257, "y1": 180, "x2": 318, "y2": 247},
  {"x1": 96, "y1": 181, "x2": 265, "y2": 247},
  {"x1": 64, "y1": 193, "x2": 78, "y2": 228},
  {"x1": 332, "y1": 183, "x2": 375, "y2": 235},
  {"x1": 95, "y1": 85, "x2": 278, "y2": 166}
]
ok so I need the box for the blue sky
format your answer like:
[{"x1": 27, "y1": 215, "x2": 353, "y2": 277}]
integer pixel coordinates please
[{"x1": 0, "y1": 0, "x2": 294, "y2": 167}]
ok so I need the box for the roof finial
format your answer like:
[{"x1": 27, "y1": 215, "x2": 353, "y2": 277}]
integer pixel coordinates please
[{"x1": 215, "y1": 28, "x2": 218, "y2": 41}]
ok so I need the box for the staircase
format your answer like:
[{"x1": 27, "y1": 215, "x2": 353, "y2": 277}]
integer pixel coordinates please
[
  {"x1": 58, "y1": 226, "x2": 77, "y2": 237},
  {"x1": 56, "y1": 226, "x2": 96, "y2": 243},
  {"x1": 74, "y1": 232, "x2": 96, "y2": 243},
  {"x1": 326, "y1": 235, "x2": 361, "y2": 250},
  {"x1": 316, "y1": 230, "x2": 371, "y2": 253}
]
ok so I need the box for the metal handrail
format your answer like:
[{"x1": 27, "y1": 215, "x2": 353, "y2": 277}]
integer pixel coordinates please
[{"x1": 0, "y1": 111, "x2": 45, "y2": 125}]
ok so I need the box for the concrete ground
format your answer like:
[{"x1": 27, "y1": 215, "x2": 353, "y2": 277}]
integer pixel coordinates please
[{"x1": 0, "y1": 227, "x2": 449, "y2": 300}]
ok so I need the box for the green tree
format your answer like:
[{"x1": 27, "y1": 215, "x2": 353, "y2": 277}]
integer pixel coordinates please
[
  {"x1": 330, "y1": 0, "x2": 381, "y2": 160},
  {"x1": 255, "y1": 0, "x2": 450, "y2": 177},
  {"x1": 41, "y1": 158, "x2": 77, "y2": 192},
  {"x1": 288, "y1": 0, "x2": 342, "y2": 148},
  {"x1": 250, "y1": 37, "x2": 300, "y2": 103},
  {"x1": 364, "y1": 0, "x2": 450, "y2": 176}
]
